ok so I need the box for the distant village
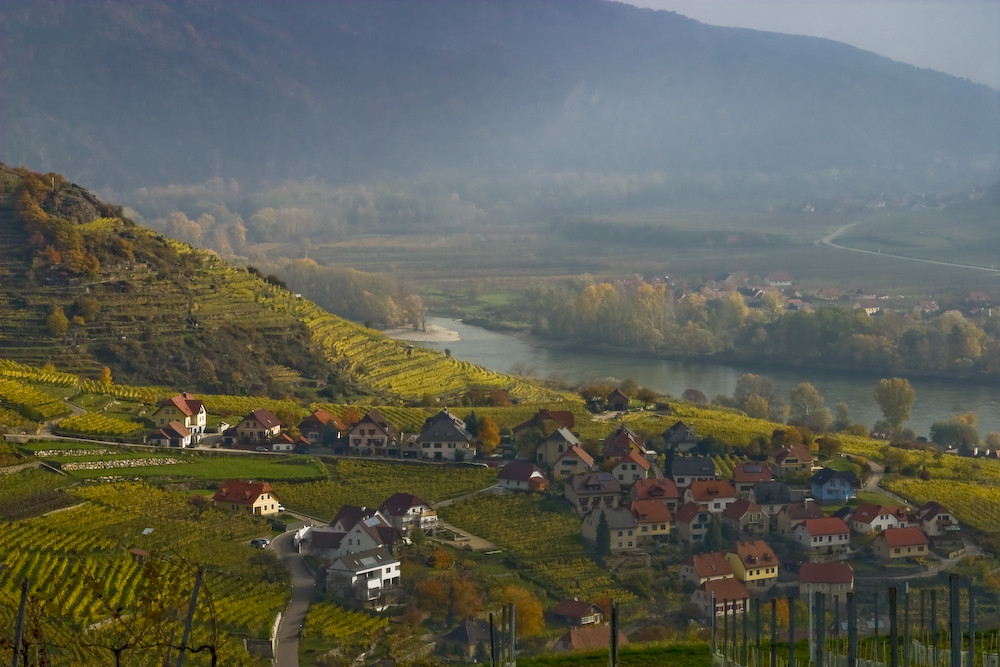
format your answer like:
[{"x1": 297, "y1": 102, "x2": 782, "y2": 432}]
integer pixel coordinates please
[{"x1": 143, "y1": 389, "x2": 971, "y2": 655}]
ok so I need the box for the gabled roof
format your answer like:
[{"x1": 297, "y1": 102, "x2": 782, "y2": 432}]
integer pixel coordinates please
[
  {"x1": 329, "y1": 504, "x2": 379, "y2": 532},
  {"x1": 733, "y1": 462, "x2": 772, "y2": 484},
  {"x1": 799, "y1": 561, "x2": 853, "y2": 585},
  {"x1": 298, "y1": 409, "x2": 346, "y2": 432},
  {"x1": 630, "y1": 477, "x2": 679, "y2": 501},
  {"x1": 770, "y1": 444, "x2": 812, "y2": 465},
  {"x1": 686, "y1": 552, "x2": 733, "y2": 578},
  {"x1": 877, "y1": 526, "x2": 929, "y2": 548},
  {"x1": 556, "y1": 444, "x2": 595, "y2": 468},
  {"x1": 722, "y1": 498, "x2": 761, "y2": 520},
  {"x1": 353, "y1": 408, "x2": 400, "y2": 439},
  {"x1": 730, "y1": 540, "x2": 777, "y2": 567},
  {"x1": 332, "y1": 546, "x2": 398, "y2": 573},
  {"x1": 418, "y1": 409, "x2": 472, "y2": 442},
  {"x1": 242, "y1": 408, "x2": 280, "y2": 429},
  {"x1": 155, "y1": 420, "x2": 191, "y2": 439},
  {"x1": 698, "y1": 578, "x2": 749, "y2": 603},
  {"x1": 499, "y1": 461, "x2": 545, "y2": 483},
  {"x1": 799, "y1": 517, "x2": 850, "y2": 537},
  {"x1": 513, "y1": 409, "x2": 575, "y2": 436},
  {"x1": 445, "y1": 619, "x2": 491, "y2": 646},
  {"x1": 671, "y1": 456, "x2": 717, "y2": 479},
  {"x1": 614, "y1": 450, "x2": 651, "y2": 471},
  {"x1": 687, "y1": 479, "x2": 736, "y2": 502},
  {"x1": 663, "y1": 420, "x2": 699, "y2": 442},
  {"x1": 310, "y1": 530, "x2": 345, "y2": 551},
  {"x1": 748, "y1": 481, "x2": 803, "y2": 505},
  {"x1": 674, "y1": 501, "x2": 709, "y2": 523},
  {"x1": 571, "y1": 472, "x2": 620, "y2": 495},
  {"x1": 158, "y1": 393, "x2": 205, "y2": 417},
  {"x1": 811, "y1": 468, "x2": 860, "y2": 487},
  {"x1": 551, "y1": 599, "x2": 603, "y2": 619},
  {"x1": 557, "y1": 626, "x2": 628, "y2": 651},
  {"x1": 850, "y1": 502, "x2": 906, "y2": 526},
  {"x1": 544, "y1": 426, "x2": 581, "y2": 446},
  {"x1": 629, "y1": 500, "x2": 672, "y2": 523},
  {"x1": 914, "y1": 501, "x2": 952, "y2": 522},
  {"x1": 588, "y1": 506, "x2": 636, "y2": 531},
  {"x1": 379, "y1": 493, "x2": 431, "y2": 516},
  {"x1": 213, "y1": 479, "x2": 274, "y2": 504},
  {"x1": 602, "y1": 424, "x2": 645, "y2": 458},
  {"x1": 607, "y1": 388, "x2": 630, "y2": 403},
  {"x1": 782, "y1": 501, "x2": 825, "y2": 521}
]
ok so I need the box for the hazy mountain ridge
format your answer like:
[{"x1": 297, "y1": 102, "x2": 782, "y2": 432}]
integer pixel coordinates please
[{"x1": 2, "y1": 0, "x2": 997, "y2": 197}]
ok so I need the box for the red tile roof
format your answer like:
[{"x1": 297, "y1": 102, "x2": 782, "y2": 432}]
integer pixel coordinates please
[
  {"x1": 878, "y1": 526, "x2": 929, "y2": 548},
  {"x1": 799, "y1": 562, "x2": 853, "y2": 585},
  {"x1": 558, "y1": 444, "x2": 595, "y2": 468},
  {"x1": 213, "y1": 479, "x2": 274, "y2": 504},
  {"x1": 800, "y1": 517, "x2": 850, "y2": 536},
  {"x1": 731, "y1": 540, "x2": 777, "y2": 567},
  {"x1": 688, "y1": 479, "x2": 736, "y2": 502},
  {"x1": 629, "y1": 500, "x2": 672, "y2": 523},
  {"x1": 556, "y1": 626, "x2": 628, "y2": 651},
  {"x1": 160, "y1": 393, "x2": 204, "y2": 417},
  {"x1": 615, "y1": 450, "x2": 651, "y2": 471},
  {"x1": 379, "y1": 493, "x2": 431, "y2": 516},
  {"x1": 700, "y1": 578, "x2": 749, "y2": 603},
  {"x1": 550, "y1": 599, "x2": 602, "y2": 619},
  {"x1": 500, "y1": 461, "x2": 545, "y2": 483},
  {"x1": 733, "y1": 461, "x2": 772, "y2": 484},
  {"x1": 687, "y1": 552, "x2": 733, "y2": 578},
  {"x1": 630, "y1": 478, "x2": 679, "y2": 501},
  {"x1": 722, "y1": 498, "x2": 761, "y2": 520},
  {"x1": 674, "y1": 501, "x2": 708, "y2": 523},
  {"x1": 244, "y1": 408, "x2": 280, "y2": 429}
]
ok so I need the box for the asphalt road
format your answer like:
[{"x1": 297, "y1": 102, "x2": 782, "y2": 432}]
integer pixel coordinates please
[{"x1": 273, "y1": 530, "x2": 316, "y2": 667}]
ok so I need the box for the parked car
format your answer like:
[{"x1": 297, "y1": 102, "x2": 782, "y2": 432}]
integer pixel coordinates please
[
  {"x1": 278, "y1": 504, "x2": 286, "y2": 512},
  {"x1": 250, "y1": 538, "x2": 270, "y2": 549},
  {"x1": 255, "y1": 446, "x2": 267, "y2": 452}
]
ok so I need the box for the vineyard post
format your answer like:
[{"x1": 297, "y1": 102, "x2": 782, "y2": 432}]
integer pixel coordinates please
[
  {"x1": 847, "y1": 592, "x2": 856, "y2": 667},
  {"x1": 968, "y1": 584, "x2": 974, "y2": 667},
  {"x1": 950, "y1": 575, "x2": 960, "y2": 667},
  {"x1": 755, "y1": 598, "x2": 761, "y2": 667},
  {"x1": 903, "y1": 583, "x2": 909, "y2": 667},
  {"x1": 508, "y1": 602, "x2": 515, "y2": 667},
  {"x1": 175, "y1": 566, "x2": 204, "y2": 667},
  {"x1": 931, "y1": 588, "x2": 937, "y2": 666},
  {"x1": 742, "y1": 596, "x2": 748, "y2": 665},
  {"x1": 711, "y1": 593, "x2": 717, "y2": 656},
  {"x1": 889, "y1": 587, "x2": 898, "y2": 667},
  {"x1": 816, "y1": 592, "x2": 826, "y2": 667},
  {"x1": 11, "y1": 578, "x2": 27, "y2": 667},
  {"x1": 787, "y1": 594, "x2": 795, "y2": 667},
  {"x1": 771, "y1": 598, "x2": 777, "y2": 667}
]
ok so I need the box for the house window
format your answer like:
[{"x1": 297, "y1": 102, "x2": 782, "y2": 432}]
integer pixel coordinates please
[{"x1": 617, "y1": 531, "x2": 623, "y2": 537}]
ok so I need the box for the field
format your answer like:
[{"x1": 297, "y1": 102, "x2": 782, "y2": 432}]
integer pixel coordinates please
[
  {"x1": 272, "y1": 458, "x2": 498, "y2": 519},
  {"x1": 516, "y1": 642, "x2": 711, "y2": 667},
  {"x1": 18, "y1": 441, "x2": 326, "y2": 482}
]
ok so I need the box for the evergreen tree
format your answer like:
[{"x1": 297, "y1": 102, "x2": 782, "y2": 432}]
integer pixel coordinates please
[{"x1": 596, "y1": 510, "x2": 611, "y2": 561}]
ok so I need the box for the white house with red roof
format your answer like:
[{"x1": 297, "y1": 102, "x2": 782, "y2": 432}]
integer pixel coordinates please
[
  {"x1": 611, "y1": 450, "x2": 651, "y2": 486},
  {"x1": 152, "y1": 393, "x2": 207, "y2": 437},
  {"x1": 848, "y1": 502, "x2": 909, "y2": 535},
  {"x1": 674, "y1": 502, "x2": 713, "y2": 545},
  {"x1": 798, "y1": 562, "x2": 854, "y2": 603},
  {"x1": 297, "y1": 409, "x2": 347, "y2": 444},
  {"x1": 550, "y1": 599, "x2": 604, "y2": 627},
  {"x1": 793, "y1": 517, "x2": 851, "y2": 552},
  {"x1": 498, "y1": 462, "x2": 549, "y2": 492},
  {"x1": 684, "y1": 479, "x2": 737, "y2": 514},
  {"x1": 212, "y1": 479, "x2": 280, "y2": 515},
  {"x1": 872, "y1": 527, "x2": 929, "y2": 561},
  {"x1": 681, "y1": 551, "x2": 734, "y2": 587},
  {"x1": 777, "y1": 500, "x2": 825, "y2": 536}
]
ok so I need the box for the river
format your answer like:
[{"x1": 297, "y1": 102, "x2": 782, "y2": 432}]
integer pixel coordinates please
[{"x1": 393, "y1": 317, "x2": 1000, "y2": 439}]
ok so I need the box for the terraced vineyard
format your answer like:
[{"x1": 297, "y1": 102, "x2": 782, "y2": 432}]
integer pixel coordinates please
[
  {"x1": 302, "y1": 601, "x2": 388, "y2": 649},
  {"x1": 439, "y1": 494, "x2": 635, "y2": 604},
  {"x1": 0, "y1": 481, "x2": 286, "y2": 664}
]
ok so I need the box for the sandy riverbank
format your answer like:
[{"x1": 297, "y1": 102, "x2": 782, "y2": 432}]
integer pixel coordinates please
[{"x1": 382, "y1": 323, "x2": 462, "y2": 343}]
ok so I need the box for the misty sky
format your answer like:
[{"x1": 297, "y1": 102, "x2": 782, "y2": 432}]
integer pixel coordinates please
[{"x1": 621, "y1": 0, "x2": 1000, "y2": 90}]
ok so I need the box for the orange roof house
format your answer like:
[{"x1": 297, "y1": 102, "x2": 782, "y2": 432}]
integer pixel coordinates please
[{"x1": 213, "y1": 479, "x2": 280, "y2": 515}]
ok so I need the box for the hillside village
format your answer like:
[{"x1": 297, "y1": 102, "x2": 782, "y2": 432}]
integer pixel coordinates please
[{"x1": 76, "y1": 384, "x2": 978, "y2": 660}]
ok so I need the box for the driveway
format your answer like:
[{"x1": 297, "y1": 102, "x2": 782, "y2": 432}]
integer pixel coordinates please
[{"x1": 273, "y1": 529, "x2": 316, "y2": 667}]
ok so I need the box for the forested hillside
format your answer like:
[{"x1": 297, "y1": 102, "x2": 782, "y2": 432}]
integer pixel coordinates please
[
  {"x1": 2, "y1": 0, "x2": 997, "y2": 198},
  {"x1": 0, "y1": 165, "x2": 568, "y2": 403}
]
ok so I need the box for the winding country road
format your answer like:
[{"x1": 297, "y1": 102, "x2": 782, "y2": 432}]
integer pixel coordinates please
[
  {"x1": 816, "y1": 218, "x2": 1000, "y2": 274},
  {"x1": 272, "y1": 529, "x2": 315, "y2": 667}
]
